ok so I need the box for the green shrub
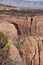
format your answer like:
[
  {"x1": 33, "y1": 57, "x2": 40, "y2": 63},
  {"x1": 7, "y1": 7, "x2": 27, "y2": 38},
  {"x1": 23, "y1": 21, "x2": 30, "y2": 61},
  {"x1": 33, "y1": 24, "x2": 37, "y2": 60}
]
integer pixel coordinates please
[
  {"x1": 0, "y1": 32, "x2": 8, "y2": 49},
  {"x1": 0, "y1": 32, "x2": 10, "y2": 65}
]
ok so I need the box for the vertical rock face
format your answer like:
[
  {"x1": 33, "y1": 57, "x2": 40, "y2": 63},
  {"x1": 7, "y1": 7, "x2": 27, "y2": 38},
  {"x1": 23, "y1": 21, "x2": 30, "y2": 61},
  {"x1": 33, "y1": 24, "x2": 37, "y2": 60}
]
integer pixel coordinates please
[
  {"x1": 21, "y1": 17, "x2": 31, "y2": 36},
  {"x1": 39, "y1": 37, "x2": 43, "y2": 65},
  {"x1": 0, "y1": 15, "x2": 43, "y2": 36},
  {"x1": 15, "y1": 36, "x2": 43, "y2": 65},
  {"x1": 17, "y1": 36, "x2": 39, "y2": 65},
  {"x1": 31, "y1": 16, "x2": 43, "y2": 36},
  {"x1": 0, "y1": 15, "x2": 31, "y2": 36},
  {"x1": 9, "y1": 16, "x2": 31, "y2": 36}
]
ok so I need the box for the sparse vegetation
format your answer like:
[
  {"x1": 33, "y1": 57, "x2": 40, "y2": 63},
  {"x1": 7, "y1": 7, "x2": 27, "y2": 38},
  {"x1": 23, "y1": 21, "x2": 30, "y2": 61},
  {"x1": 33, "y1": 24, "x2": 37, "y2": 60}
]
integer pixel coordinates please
[
  {"x1": 0, "y1": 32, "x2": 10, "y2": 65},
  {"x1": 0, "y1": 9, "x2": 43, "y2": 16}
]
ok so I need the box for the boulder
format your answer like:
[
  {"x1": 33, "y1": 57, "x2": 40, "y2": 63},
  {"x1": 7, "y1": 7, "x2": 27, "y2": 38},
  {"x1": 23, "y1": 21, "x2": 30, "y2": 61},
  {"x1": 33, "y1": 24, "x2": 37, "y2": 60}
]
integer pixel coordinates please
[{"x1": 0, "y1": 22, "x2": 18, "y2": 40}]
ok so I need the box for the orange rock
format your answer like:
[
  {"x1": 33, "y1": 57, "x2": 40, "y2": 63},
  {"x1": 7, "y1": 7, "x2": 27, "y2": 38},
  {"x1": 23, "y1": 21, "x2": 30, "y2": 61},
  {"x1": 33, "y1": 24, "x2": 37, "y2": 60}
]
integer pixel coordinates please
[
  {"x1": 0, "y1": 22, "x2": 18, "y2": 40},
  {"x1": 17, "y1": 36, "x2": 40, "y2": 65},
  {"x1": 0, "y1": 15, "x2": 31, "y2": 36},
  {"x1": 31, "y1": 16, "x2": 43, "y2": 36}
]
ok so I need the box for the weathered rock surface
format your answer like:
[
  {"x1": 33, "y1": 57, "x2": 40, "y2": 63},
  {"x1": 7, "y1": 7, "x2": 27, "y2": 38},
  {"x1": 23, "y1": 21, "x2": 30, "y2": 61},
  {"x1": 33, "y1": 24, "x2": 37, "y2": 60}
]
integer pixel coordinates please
[
  {"x1": 0, "y1": 15, "x2": 31, "y2": 36},
  {"x1": 7, "y1": 39, "x2": 23, "y2": 65},
  {"x1": 0, "y1": 22, "x2": 18, "y2": 40},
  {"x1": 17, "y1": 36, "x2": 38, "y2": 65},
  {"x1": 0, "y1": 15, "x2": 43, "y2": 65},
  {"x1": 14, "y1": 36, "x2": 43, "y2": 65},
  {"x1": 0, "y1": 15, "x2": 43, "y2": 36},
  {"x1": 31, "y1": 16, "x2": 43, "y2": 36},
  {"x1": 1, "y1": 35, "x2": 43, "y2": 65}
]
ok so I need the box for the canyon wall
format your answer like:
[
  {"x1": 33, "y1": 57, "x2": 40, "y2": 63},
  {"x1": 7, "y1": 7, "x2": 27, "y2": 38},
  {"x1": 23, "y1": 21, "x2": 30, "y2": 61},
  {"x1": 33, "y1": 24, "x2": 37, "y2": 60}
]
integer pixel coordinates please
[
  {"x1": 0, "y1": 15, "x2": 43, "y2": 36},
  {"x1": 0, "y1": 14, "x2": 43, "y2": 65}
]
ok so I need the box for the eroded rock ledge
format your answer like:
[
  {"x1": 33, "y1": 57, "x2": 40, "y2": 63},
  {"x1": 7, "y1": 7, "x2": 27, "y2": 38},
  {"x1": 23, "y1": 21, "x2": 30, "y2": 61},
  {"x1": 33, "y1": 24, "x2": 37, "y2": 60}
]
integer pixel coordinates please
[{"x1": 0, "y1": 16, "x2": 43, "y2": 65}]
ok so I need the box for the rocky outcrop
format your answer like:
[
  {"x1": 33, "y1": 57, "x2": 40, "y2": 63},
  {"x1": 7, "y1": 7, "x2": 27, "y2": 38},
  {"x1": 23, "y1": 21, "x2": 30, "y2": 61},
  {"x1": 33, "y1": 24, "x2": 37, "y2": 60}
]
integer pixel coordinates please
[
  {"x1": 7, "y1": 39, "x2": 23, "y2": 65},
  {"x1": 0, "y1": 22, "x2": 18, "y2": 40},
  {"x1": 0, "y1": 15, "x2": 31, "y2": 36},
  {"x1": 0, "y1": 32, "x2": 23, "y2": 65},
  {"x1": 13, "y1": 36, "x2": 43, "y2": 65},
  {"x1": 16, "y1": 36, "x2": 39, "y2": 65},
  {"x1": 0, "y1": 34, "x2": 43, "y2": 65}
]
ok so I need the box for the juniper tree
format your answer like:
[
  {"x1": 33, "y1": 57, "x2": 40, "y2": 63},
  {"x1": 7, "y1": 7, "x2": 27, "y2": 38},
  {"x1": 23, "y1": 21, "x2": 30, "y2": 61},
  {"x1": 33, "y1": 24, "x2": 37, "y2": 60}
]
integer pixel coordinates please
[{"x1": 0, "y1": 32, "x2": 10, "y2": 65}]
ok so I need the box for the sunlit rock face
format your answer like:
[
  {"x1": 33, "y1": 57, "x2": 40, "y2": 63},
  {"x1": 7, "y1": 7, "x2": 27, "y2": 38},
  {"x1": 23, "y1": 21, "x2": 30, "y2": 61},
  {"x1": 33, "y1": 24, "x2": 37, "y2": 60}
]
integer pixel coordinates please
[
  {"x1": 15, "y1": 36, "x2": 43, "y2": 65},
  {"x1": 0, "y1": 22, "x2": 18, "y2": 40},
  {"x1": 0, "y1": 11, "x2": 43, "y2": 37},
  {"x1": 17, "y1": 36, "x2": 39, "y2": 65},
  {"x1": 1, "y1": 35, "x2": 43, "y2": 65},
  {"x1": 0, "y1": 15, "x2": 31, "y2": 36},
  {"x1": 31, "y1": 16, "x2": 43, "y2": 36}
]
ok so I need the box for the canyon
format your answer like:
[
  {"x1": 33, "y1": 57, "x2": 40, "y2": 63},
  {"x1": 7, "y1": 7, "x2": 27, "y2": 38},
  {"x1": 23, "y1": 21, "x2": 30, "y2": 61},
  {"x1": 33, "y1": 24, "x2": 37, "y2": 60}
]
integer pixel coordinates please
[{"x1": 0, "y1": 4, "x2": 43, "y2": 65}]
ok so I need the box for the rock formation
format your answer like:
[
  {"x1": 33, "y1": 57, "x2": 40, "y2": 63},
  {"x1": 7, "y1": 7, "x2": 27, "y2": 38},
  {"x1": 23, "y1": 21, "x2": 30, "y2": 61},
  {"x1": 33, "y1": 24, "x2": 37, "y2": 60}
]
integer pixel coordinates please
[
  {"x1": 0, "y1": 22, "x2": 18, "y2": 40},
  {"x1": 0, "y1": 13, "x2": 43, "y2": 65},
  {"x1": 7, "y1": 39, "x2": 23, "y2": 65},
  {"x1": 0, "y1": 15, "x2": 31, "y2": 36},
  {"x1": 31, "y1": 16, "x2": 43, "y2": 36},
  {"x1": 0, "y1": 15, "x2": 43, "y2": 36},
  {"x1": 13, "y1": 36, "x2": 43, "y2": 65}
]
